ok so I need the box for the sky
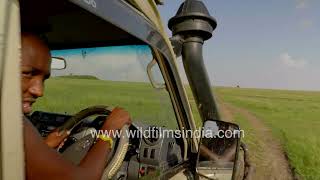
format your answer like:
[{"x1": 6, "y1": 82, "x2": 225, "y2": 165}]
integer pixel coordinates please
[{"x1": 158, "y1": 0, "x2": 320, "y2": 91}]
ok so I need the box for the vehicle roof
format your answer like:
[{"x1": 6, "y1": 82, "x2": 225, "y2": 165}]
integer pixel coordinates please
[{"x1": 20, "y1": 0, "x2": 146, "y2": 49}]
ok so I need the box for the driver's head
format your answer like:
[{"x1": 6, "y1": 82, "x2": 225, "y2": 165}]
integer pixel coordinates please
[{"x1": 21, "y1": 32, "x2": 51, "y2": 114}]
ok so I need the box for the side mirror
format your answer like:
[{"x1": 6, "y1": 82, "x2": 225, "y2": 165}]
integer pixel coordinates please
[
  {"x1": 51, "y1": 57, "x2": 67, "y2": 70},
  {"x1": 196, "y1": 120, "x2": 241, "y2": 180}
]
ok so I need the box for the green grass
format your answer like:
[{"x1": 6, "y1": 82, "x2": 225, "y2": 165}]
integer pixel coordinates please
[
  {"x1": 184, "y1": 86, "x2": 202, "y2": 128},
  {"x1": 232, "y1": 112, "x2": 263, "y2": 163},
  {"x1": 34, "y1": 77, "x2": 178, "y2": 129},
  {"x1": 216, "y1": 87, "x2": 320, "y2": 180},
  {"x1": 55, "y1": 75, "x2": 100, "y2": 80}
]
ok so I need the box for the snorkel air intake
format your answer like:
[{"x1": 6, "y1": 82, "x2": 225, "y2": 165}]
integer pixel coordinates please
[{"x1": 168, "y1": 0, "x2": 220, "y2": 122}]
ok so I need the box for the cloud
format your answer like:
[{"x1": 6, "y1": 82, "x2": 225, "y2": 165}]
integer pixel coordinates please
[
  {"x1": 279, "y1": 53, "x2": 307, "y2": 68},
  {"x1": 296, "y1": 0, "x2": 308, "y2": 9}
]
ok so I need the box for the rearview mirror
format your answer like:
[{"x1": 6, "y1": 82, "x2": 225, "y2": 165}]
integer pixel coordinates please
[
  {"x1": 196, "y1": 120, "x2": 241, "y2": 180},
  {"x1": 51, "y1": 57, "x2": 66, "y2": 70}
]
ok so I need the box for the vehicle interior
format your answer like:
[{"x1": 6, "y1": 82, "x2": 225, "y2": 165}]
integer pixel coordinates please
[{"x1": 21, "y1": 0, "x2": 188, "y2": 179}]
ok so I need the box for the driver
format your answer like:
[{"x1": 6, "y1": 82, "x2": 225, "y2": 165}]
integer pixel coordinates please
[{"x1": 22, "y1": 32, "x2": 131, "y2": 180}]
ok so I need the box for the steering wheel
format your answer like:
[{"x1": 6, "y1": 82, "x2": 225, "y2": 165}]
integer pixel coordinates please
[{"x1": 57, "y1": 105, "x2": 130, "y2": 179}]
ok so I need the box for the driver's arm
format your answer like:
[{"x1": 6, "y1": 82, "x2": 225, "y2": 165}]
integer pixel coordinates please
[{"x1": 24, "y1": 107, "x2": 131, "y2": 180}]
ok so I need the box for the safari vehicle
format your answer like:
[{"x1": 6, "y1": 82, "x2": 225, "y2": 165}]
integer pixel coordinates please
[{"x1": 0, "y1": 0, "x2": 253, "y2": 179}]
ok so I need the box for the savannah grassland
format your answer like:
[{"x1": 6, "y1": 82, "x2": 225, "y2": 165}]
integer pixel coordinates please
[
  {"x1": 33, "y1": 77, "x2": 178, "y2": 129},
  {"x1": 215, "y1": 87, "x2": 320, "y2": 180},
  {"x1": 34, "y1": 77, "x2": 320, "y2": 180}
]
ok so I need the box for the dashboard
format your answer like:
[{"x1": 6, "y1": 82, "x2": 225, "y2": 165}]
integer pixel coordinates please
[{"x1": 29, "y1": 111, "x2": 184, "y2": 179}]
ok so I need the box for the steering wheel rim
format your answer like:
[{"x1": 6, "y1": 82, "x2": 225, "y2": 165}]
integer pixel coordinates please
[
  {"x1": 57, "y1": 105, "x2": 130, "y2": 180},
  {"x1": 57, "y1": 105, "x2": 113, "y2": 132}
]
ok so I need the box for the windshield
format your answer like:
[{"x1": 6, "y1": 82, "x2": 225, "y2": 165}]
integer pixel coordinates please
[{"x1": 33, "y1": 45, "x2": 178, "y2": 129}]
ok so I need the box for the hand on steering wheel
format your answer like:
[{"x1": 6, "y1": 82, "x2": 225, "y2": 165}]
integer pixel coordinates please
[
  {"x1": 57, "y1": 105, "x2": 131, "y2": 180},
  {"x1": 45, "y1": 129, "x2": 70, "y2": 148},
  {"x1": 100, "y1": 107, "x2": 132, "y2": 137}
]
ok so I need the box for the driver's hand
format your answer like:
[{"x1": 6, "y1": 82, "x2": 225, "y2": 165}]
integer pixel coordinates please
[
  {"x1": 44, "y1": 129, "x2": 70, "y2": 148},
  {"x1": 101, "y1": 107, "x2": 131, "y2": 137}
]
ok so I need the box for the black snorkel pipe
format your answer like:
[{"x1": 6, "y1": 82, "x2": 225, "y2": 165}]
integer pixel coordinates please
[{"x1": 168, "y1": 0, "x2": 220, "y2": 122}]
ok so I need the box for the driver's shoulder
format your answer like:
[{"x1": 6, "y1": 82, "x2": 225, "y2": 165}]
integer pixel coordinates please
[{"x1": 23, "y1": 115, "x2": 43, "y2": 141}]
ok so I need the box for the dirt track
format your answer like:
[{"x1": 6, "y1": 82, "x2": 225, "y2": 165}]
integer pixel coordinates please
[{"x1": 218, "y1": 101, "x2": 294, "y2": 180}]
